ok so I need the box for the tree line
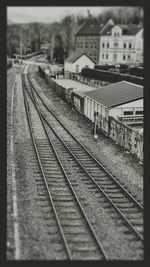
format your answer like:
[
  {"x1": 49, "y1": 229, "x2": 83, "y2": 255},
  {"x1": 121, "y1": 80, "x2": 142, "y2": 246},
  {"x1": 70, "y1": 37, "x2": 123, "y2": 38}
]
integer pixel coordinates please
[{"x1": 7, "y1": 7, "x2": 143, "y2": 64}]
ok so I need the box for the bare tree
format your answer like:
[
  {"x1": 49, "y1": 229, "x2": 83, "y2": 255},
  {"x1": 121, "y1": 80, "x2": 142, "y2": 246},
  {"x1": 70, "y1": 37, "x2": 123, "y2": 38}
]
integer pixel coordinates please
[{"x1": 61, "y1": 15, "x2": 76, "y2": 58}]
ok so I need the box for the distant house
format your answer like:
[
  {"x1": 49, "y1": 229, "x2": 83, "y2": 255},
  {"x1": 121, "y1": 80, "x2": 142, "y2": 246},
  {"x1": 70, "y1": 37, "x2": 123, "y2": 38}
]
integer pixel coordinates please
[
  {"x1": 99, "y1": 23, "x2": 143, "y2": 65},
  {"x1": 64, "y1": 51, "x2": 95, "y2": 75},
  {"x1": 84, "y1": 81, "x2": 143, "y2": 127},
  {"x1": 75, "y1": 19, "x2": 114, "y2": 64}
]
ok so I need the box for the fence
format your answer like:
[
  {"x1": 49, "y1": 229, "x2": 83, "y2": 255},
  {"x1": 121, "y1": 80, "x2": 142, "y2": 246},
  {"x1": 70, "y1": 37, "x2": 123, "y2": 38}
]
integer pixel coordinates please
[
  {"x1": 81, "y1": 67, "x2": 143, "y2": 86},
  {"x1": 69, "y1": 72, "x2": 110, "y2": 88},
  {"x1": 39, "y1": 66, "x2": 143, "y2": 162}
]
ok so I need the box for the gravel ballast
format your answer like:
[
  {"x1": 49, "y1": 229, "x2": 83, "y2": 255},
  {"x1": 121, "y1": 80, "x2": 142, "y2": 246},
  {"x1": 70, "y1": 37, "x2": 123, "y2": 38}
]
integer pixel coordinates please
[
  {"x1": 7, "y1": 68, "x2": 56, "y2": 260},
  {"x1": 31, "y1": 67, "x2": 143, "y2": 204},
  {"x1": 7, "y1": 65, "x2": 144, "y2": 260}
]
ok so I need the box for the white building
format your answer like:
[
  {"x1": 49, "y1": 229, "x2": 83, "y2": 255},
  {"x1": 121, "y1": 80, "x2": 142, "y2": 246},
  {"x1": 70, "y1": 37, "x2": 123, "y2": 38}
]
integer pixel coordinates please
[
  {"x1": 99, "y1": 23, "x2": 143, "y2": 65},
  {"x1": 64, "y1": 51, "x2": 95, "y2": 75},
  {"x1": 84, "y1": 81, "x2": 143, "y2": 127}
]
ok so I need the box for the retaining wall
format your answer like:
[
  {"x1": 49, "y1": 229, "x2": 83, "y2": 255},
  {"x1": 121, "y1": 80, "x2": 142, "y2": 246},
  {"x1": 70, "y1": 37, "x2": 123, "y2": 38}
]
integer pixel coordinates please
[{"x1": 109, "y1": 117, "x2": 143, "y2": 161}]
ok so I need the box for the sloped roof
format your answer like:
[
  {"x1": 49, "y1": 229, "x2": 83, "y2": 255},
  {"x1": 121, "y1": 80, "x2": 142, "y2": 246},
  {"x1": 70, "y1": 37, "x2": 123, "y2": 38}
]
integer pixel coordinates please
[
  {"x1": 100, "y1": 24, "x2": 114, "y2": 35},
  {"x1": 76, "y1": 21, "x2": 104, "y2": 36},
  {"x1": 84, "y1": 81, "x2": 143, "y2": 108},
  {"x1": 101, "y1": 24, "x2": 142, "y2": 36},
  {"x1": 119, "y1": 24, "x2": 142, "y2": 35},
  {"x1": 65, "y1": 51, "x2": 95, "y2": 63}
]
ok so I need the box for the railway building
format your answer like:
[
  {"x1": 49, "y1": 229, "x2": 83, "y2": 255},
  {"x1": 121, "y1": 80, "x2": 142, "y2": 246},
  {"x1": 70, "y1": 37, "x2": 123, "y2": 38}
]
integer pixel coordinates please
[
  {"x1": 64, "y1": 51, "x2": 95, "y2": 76},
  {"x1": 83, "y1": 81, "x2": 143, "y2": 128}
]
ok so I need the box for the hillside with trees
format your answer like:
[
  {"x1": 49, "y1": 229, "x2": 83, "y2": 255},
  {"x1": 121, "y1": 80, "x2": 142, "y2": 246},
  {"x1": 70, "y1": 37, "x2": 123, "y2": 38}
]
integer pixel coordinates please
[{"x1": 7, "y1": 7, "x2": 143, "y2": 63}]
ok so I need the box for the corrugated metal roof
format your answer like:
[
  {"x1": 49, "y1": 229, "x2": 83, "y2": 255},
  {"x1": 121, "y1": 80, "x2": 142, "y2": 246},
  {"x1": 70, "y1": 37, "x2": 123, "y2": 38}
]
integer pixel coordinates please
[
  {"x1": 65, "y1": 51, "x2": 95, "y2": 63},
  {"x1": 84, "y1": 81, "x2": 143, "y2": 108}
]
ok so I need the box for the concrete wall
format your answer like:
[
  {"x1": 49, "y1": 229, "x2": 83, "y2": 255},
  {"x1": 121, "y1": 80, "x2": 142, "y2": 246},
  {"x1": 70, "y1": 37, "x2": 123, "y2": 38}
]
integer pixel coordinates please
[
  {"x1": 84, "y1": 93, "x2": 143, "y2": 160},
  {"x1": 109, "y1": 116, "x2": 143, "y2": 161}
]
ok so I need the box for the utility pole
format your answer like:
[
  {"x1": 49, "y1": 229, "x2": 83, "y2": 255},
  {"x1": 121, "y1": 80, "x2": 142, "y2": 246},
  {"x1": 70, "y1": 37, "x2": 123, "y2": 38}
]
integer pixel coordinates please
[
  {"x1": 20, "y1": 27, "x2": 22, "y2": 64},
  {"x1": 29, "y1": 29, "x2": 32, "y2": 53},
  {"x1": 50, "y1": 35, "x2": 54, "y2": 63}
]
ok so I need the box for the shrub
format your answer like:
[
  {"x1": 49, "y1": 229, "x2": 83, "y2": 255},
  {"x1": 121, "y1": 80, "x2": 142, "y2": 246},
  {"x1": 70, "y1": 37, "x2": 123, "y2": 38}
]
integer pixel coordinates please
[{"x1": 81, "y1": 68, "x2": 143, "y2": 85}]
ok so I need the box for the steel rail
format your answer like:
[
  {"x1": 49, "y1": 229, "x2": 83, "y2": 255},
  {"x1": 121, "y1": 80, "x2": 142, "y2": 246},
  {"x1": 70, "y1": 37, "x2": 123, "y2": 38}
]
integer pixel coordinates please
[
  {"x1": 22, "y1": 78, "x2": 72, "y2": 260},
  {"x1": 28, "y1": 74, "x2": 143, "y2": 211},
  {"x1": 26, "y1": 73, "x2": 143, "y2": 241},
  {"x1": 41, "y1": 110, "x2": 143, "y2": 242},
  {"x1": 22, "y1": 74, "x2": 108, "y2": 260}
]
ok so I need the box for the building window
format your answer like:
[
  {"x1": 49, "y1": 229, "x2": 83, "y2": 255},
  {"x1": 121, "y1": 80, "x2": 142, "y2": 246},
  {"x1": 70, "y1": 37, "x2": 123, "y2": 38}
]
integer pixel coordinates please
[
  {"x1": 80, "y1": 43, "x2": 82, "y2": 48},
  {"x1": 123, "y1": 54, "x2": 126, "y2": 60},
  {"x1": 85, "y1": 42, "x2": 88, "y2": 48},
  {"x1": 106, "y1": 54, "x2": 109, "y2": 59},
  {"x1": 113, "y1": 54, "x2": 117, "y2": 60},
  {"x1": 107, "y1": 42, "x2": 109, "y2": 48},
  {"x1": 102, "y1": 42, "x2": 105, "y2": 48},
  {"x1": 135, "y1": 110, "x2": 143, "y2": 115},
  {"x1": 129, "y1": 43, "x2": 132, "y2": 49},
  {"x1": 102, "y1": 54, "x2": 105, "y2": 59},
  {"x1": 114, "y1": 42, "x2": 118, "y2": 47},
  {"x1": 114, "y1": 32, "x2": 119, "y2": 37},
  {"x1": 123, "y1": 111, "x2": 133, "y2": 115},
  {"x1": 124, "y1": 43, "x2": 126, "y2": 49},
  {"x1": 76, "y1": 65, "x2": 79, "y2": 73},
  {"x1": 127, "y1": 54, "x2": 131, "y2": 61},
  {"x1": 94, "y1": 57, "x2": 96, "y2": 61}
]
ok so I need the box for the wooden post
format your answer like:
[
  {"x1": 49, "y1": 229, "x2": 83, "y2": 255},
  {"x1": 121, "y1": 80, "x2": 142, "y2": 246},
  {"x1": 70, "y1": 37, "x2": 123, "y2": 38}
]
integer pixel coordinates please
[{"x1": 94, "y1": 111, "x2": 98, "y2": 139}]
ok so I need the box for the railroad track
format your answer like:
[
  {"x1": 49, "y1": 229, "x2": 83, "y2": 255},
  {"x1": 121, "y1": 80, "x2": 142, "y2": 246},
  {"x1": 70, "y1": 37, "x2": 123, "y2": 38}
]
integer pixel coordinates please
[
  {"x1": 22, "y1": 65, "x2": 143, "y2": 258},
  {"x1": 28, "y1": 72, "x2": 144, "y2": 236},
  {"x1": 21, "y1": 68, "x2": 107, "y2": 260}
]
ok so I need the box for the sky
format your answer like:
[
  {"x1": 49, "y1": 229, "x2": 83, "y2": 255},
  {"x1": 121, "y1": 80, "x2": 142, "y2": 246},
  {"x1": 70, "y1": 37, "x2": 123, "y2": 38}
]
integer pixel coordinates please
[{"x1": 7, "y1": 6, "x2": 109, "y2": 24}]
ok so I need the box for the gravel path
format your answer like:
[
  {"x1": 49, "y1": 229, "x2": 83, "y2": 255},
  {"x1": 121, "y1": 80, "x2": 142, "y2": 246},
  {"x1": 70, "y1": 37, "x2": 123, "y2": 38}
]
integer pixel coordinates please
[
  {"x1": 7, "y1": 68, "x2": 17, "y2": 259},
  {"x1": 7, "y1": 68, "x2": 56, "y2": 260}
]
